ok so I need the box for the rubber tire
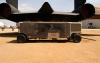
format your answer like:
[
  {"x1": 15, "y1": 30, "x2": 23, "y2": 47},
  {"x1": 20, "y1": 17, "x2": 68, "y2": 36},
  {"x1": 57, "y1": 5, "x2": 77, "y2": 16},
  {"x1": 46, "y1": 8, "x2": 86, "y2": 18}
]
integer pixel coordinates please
[
  {"x1": 72, "y1": 34, "x2": 81, "y2": 43},
  {"x1": 17, "y1": 35, "x2": 27, "y2": 43}
]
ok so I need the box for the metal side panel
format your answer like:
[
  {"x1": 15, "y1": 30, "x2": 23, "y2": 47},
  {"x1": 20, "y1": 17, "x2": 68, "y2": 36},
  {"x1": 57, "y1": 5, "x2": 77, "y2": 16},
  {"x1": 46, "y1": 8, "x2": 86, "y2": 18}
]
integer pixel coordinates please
[
  {"x1": 71, "y1": 22, "x2": 81, "y2": 34},
  {"x1": 19, "y1": 23, "x2": 36, "y2": 37},
  {"x1": 32, "y1": 23, "x2": 66, "y2": 38},
  {"x1": 19, "y1": 22, "x2": 81, "y2": 39},
  {"x1": 65, "y1": 23, "x2": 71, "y2": 37}
]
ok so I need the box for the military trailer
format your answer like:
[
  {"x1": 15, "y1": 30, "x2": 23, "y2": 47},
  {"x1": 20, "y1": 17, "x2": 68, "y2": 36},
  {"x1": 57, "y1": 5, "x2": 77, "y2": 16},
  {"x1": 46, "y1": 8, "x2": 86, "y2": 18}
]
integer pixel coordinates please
[{"x1": 17, "y1": 22, "x2": 82, "y2": 43}]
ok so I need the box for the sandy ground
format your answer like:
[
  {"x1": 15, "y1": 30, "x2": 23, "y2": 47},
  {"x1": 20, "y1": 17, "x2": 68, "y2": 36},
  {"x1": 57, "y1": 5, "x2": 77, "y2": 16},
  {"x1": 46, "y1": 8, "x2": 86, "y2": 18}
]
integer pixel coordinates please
[{"x1": 0, "y1": 29, "x2": 100, "y2": 63}]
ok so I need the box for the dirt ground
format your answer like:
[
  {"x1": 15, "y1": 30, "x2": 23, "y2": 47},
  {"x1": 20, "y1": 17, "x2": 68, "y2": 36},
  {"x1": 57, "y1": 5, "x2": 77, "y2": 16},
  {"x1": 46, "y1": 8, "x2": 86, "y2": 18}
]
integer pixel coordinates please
[{"x1": 0, "y1": 29, "x2": 100, "y2": 63}]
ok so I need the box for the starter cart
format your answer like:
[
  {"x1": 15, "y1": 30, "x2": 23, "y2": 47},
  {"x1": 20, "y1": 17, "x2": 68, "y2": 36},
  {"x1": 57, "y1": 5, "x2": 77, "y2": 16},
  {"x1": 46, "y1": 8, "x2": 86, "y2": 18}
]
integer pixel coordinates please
[{"x1": 17, "y1": 22, "x2": 82, "y2": 43}]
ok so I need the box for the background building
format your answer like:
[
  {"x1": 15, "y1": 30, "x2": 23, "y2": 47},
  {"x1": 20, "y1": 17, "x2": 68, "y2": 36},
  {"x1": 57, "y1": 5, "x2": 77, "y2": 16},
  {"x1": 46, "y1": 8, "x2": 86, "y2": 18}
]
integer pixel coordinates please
[{"x1": 82, "y1": 7, "x2": 100, "y2": 29}]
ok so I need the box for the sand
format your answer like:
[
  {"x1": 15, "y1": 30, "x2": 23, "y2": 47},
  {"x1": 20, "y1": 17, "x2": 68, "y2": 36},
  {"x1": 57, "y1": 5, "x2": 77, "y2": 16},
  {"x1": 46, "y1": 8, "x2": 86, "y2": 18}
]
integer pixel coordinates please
[{"x1": 0, "y1": 29, "x2": 100, "y2": 63}]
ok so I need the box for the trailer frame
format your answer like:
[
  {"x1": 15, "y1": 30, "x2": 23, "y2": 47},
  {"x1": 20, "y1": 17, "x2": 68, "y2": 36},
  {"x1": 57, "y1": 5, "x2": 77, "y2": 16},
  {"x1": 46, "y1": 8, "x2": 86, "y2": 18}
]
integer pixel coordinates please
[{"x1": 17, "y1": 22, "x2": 82, "y2": 43}]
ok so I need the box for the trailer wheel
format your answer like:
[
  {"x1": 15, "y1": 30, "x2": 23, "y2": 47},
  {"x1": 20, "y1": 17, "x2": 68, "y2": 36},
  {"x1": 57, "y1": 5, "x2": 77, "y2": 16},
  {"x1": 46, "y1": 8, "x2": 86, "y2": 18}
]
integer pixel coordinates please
[
  {"x1": 17, "y1": 34, "x2": 27, "y2": 43},
  {"x1": 72, "y1": 34, "x2": 81, "y2": 43}
]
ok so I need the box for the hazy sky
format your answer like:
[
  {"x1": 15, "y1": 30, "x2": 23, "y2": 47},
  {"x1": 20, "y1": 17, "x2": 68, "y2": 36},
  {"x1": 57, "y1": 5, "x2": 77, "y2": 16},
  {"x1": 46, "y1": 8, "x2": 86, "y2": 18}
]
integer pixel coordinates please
[{"x1": 0, "y1": 0, "x2": 100, "y2": 26}]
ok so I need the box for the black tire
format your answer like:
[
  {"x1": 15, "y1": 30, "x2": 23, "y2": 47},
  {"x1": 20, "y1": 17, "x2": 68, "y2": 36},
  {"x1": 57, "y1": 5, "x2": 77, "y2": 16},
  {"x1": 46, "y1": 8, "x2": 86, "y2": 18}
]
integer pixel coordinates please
[
  {"x1": 17, "y1": 35, "x2": 27, "y2": 43},
  {"x1": 72, "y1": 34, "x2": 81, "y2": 43}
]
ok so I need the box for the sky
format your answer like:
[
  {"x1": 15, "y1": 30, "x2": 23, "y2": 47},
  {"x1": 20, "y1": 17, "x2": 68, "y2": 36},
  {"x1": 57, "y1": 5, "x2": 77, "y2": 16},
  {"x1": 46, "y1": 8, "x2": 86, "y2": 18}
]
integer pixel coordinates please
[{"x1": 0, "y1": 0, "x2": 100, "y2": 26}]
